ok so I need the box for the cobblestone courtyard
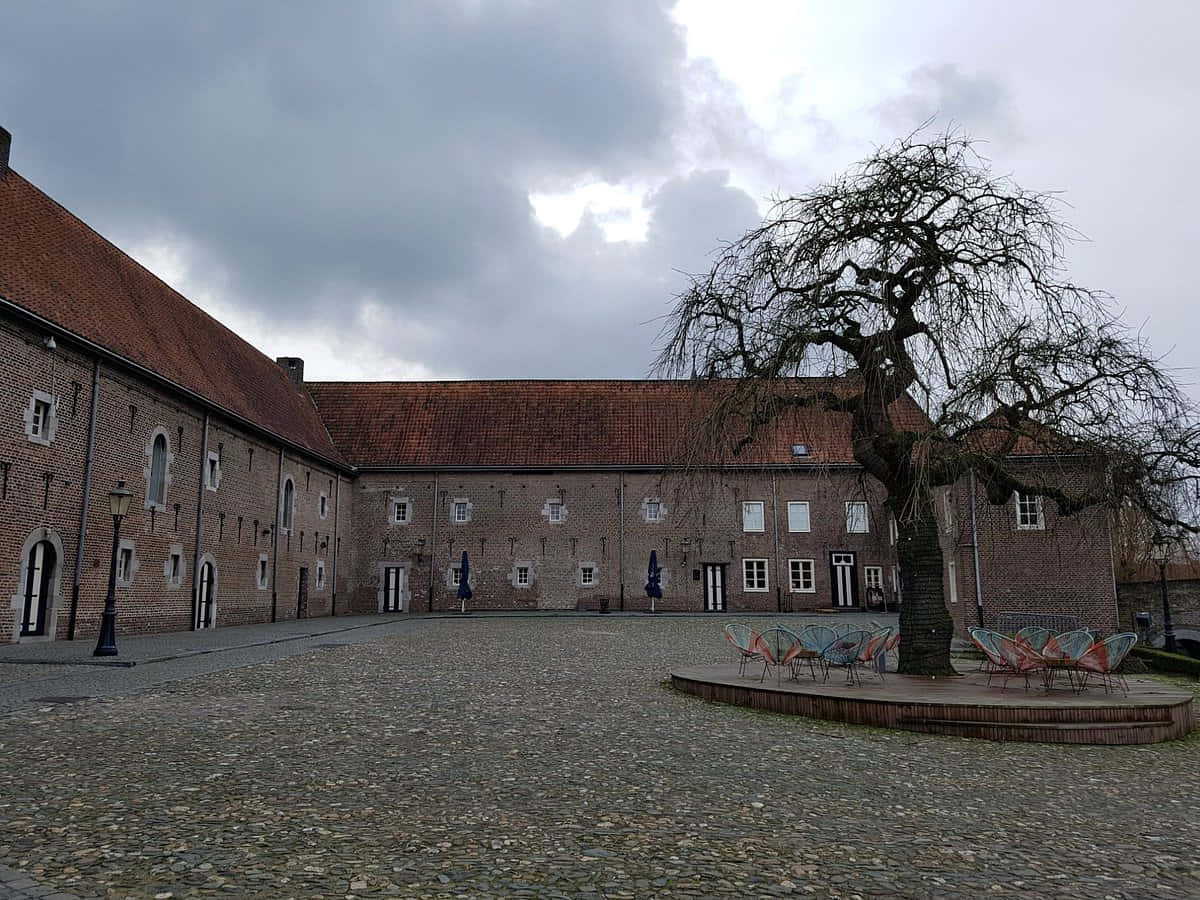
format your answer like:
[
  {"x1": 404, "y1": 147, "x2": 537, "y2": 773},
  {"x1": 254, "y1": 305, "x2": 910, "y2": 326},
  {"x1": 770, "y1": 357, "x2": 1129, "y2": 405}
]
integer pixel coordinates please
[{"x1": 1, "y1": 616, "x2": 1198, "y2": 899}]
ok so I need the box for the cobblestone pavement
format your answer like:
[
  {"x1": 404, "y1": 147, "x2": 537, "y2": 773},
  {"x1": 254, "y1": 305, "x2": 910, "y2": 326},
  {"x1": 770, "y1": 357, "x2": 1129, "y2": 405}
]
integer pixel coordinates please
[{"x1": 1, "y1": 616, "x2": 1197, "y2": 899}]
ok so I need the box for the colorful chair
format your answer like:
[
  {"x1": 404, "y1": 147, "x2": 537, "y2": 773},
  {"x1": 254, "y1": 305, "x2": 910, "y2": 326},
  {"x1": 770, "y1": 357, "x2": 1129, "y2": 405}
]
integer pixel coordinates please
[
  {"x1": 722, "y1": 623, "x2": 759, "y2": 676},
  {"x1": 822, "y1": 630, "x2": 870, "y2": 685},
  {"x1": 1074, "y1": 633, "x2": 1138, "y2": 695},
  {"x1": 752, "y1": 626, "x2": 799, "y2": 683},
  {"x1": 856, "y1": 627, "x2": 893, "y2": 682},
  {"x1": 993, "y1": 634, "x2": 1047, "y2": 691},
  {"x1": 1015, "y1": 625, "x2": 1053, "y2": 653}
]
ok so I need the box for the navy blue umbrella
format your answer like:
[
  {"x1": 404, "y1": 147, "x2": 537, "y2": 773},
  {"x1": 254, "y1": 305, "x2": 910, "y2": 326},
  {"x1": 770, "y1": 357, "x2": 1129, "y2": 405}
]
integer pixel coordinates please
[
  {"x1": 457, "y1": 550, "x2": 472, "y2": 611},
  {"x1": 645, "y1": 549, "x2": 663, "y2": 602}
]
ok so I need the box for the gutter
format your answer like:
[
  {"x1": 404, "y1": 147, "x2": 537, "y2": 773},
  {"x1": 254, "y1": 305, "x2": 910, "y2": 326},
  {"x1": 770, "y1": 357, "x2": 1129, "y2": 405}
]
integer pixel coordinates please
[
  {"x1": 771, "y1": 471, "x2": 782, "y2": 613},
  {"x1": 0, "y1": 294, "x2": 351, "y2": 474},
  {"x1": 67, "y1": 358, "x2": 101, "y2": 640},
  {"x1": 191, "y1": 412, "x2": 211, "y2": 629},
  {"x1": 618, "y1": 473, "x2": 625, "y2": 611},
  {"x1": 428, "y1": 473, "x2": 439, "y2": 612},
  {"x1": 969, "y1": 470, "x2": 985, "y2": 628},
  {"x1": 352, "y1": 462, "x2": 863, "y2": 474},
  {"x1": 331, "y1": 474, "x2": 341, "y2": 615},
  {"x1": 272, "y1": 449, "x2": 283, "y2": 622}
]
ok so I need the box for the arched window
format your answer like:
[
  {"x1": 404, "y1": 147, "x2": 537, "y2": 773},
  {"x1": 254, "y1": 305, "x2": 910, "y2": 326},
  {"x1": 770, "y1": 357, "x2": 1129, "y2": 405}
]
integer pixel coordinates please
[
  {"x1": 149, "y1": 433, "x2": 168, "y2": 506},
  {"x1": 282, "y1": 478, "x2": 295, "y2": 531}
]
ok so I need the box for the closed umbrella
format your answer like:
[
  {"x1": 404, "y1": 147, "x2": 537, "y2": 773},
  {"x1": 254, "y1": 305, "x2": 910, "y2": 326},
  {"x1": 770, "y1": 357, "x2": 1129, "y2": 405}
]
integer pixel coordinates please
[
  {"x1": 645, "y1": 549, "x2": 663, "y2": 613},
  {"x1": 457, "y1": 550, "x2": 472, "y2": 613}
]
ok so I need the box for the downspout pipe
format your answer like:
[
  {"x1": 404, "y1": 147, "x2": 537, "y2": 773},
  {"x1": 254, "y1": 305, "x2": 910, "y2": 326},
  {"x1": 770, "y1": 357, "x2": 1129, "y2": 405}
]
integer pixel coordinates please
[
  {"x1": 68, "y1": 358, "x2": 101, "y2": 640},
  {"x1": 771, "y1": 472, "x2": 782, "y2": 613},
  {"x1": 618, "y1": 473, "x2": 625, "y2": 612},
  {"x1": 191, "y1": 412, "x2": 210, "y2": 630},
  {"x1": 969, "y1": 470, "x2": 985, "y2": 628},
  {"x1": 272, "y1": 449, "x2": 283, "y2": 622},
  {"x1": 330, "y1": 474, "x2": 341, "y2": 616},
  {"x1": 427, "y1": 473, "x2": 438, "y2": 611}
]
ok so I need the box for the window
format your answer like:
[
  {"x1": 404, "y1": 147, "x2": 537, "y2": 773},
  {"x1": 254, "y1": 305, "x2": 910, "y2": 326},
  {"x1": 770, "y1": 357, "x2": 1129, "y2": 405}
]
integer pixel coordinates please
[
  {"x1": 516, "y1": 566, "x2": 530, "y2": 586},
  {"x1": 116, "y1": 542, "x2": 137, "y2": 586},
  {"x1": 645, "y1": 500, "x2": 662, "y2": 522},
  {"x1": 148, "y1": 433, "x2": 168, "y2": 508},
  {"x1": 1015, "y1": 492, "x2": 1044, "y2": 530},
  {"x1": 25, "y1": 391, "x2": 58, "y2": 446},
  {"x1": 548, "y1": 501, "x2": 563, "y2": 523},
  {"x1": 393, "y1": 499, "x2": 410, "y2": 524},
  {"x1": 942, "y1": 488, "x2": 953, "y2": 533},
  {"x1": 453, "y1": 500, "x2": 469, "y2": 523},
  {"x1": 580, "y1": 565, "x2": 595, "y2": 586},
  {"x1": 888, "y1": 515, "x2": 898, "y2": 546},
  {"x1": 165, "y1": 547, "x2": 183, "y2": 588},
  {"x1": 319, "y1": 493, "x2": 328, "y2": 519},
  {"x1": 282, "y1": 478, "x2": 295, "y2": 531},
  {"x1": 947, "y1": 560, "x2": 958, "y2": 604},
  {"x1": 205, "y1": 451, "x2": 221, "y2": 492},
  {"x1": 786, "y1": 501, "x2": 810, "y2": 533},
  {"x1": 742, "y1": 501, "x2": 765, "y2": 533},
  {"x1": 452, "y1": 566, "x2": 470, "y2": 586},
  {"x1": 864, "y1": 566, "x2": 884, "y2": 592},
  {"x1": 845, "y1": 501, "x2": 869, "y2": 534},
  {"x1": 788, "y1": 559, "x2": 815, "y2": 593},
  {"x1": 257, "y1": 554, "x2": 269, "y2": 590},
  {"x1": 316, "y1": 560, "x2": 326, "y2": 590},
  {"x1": 742, "y1": 558, "x2": 769, "y2": 592}
]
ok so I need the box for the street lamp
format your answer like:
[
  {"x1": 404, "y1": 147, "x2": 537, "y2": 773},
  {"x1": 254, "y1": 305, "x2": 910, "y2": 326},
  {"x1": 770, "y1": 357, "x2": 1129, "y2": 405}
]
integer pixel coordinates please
[
  {"x1": 93, "y1": 480, "x2": 133, "y2": 657},
  {"x1": 1151, "y1": 536, "x2": 1179, "y2": 655}
]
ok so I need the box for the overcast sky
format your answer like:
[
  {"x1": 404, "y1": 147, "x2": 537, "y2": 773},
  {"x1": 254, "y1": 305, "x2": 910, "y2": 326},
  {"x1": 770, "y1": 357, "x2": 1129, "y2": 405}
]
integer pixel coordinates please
[{"x1": 2, "y1": 1, "x2": 1197, "y2": 394}]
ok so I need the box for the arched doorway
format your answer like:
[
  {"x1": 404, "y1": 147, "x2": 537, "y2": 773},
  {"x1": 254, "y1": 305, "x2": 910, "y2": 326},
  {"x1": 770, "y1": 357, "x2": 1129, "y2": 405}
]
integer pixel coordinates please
[
  {"x1": 196, "y1": 559, "x2": 217, "y2": 629},
  {"x1": 21, "y1": 540, "x2": 57, "y2": 636}
]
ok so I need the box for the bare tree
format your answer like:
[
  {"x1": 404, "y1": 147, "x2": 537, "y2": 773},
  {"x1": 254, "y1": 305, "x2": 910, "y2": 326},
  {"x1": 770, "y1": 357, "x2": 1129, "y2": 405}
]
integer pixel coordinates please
[{"x1": 657, "y1": 131, "x2": 1200, "y2": 675}]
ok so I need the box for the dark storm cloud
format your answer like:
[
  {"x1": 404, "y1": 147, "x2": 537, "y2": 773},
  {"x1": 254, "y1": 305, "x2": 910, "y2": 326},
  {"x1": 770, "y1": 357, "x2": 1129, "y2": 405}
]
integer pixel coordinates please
[{"x1": 2, "y1": 1, "x2": 762, "y2": 377}]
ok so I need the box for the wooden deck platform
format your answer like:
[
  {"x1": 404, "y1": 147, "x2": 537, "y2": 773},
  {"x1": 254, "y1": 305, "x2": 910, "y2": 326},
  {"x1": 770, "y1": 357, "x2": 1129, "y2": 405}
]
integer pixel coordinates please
[{"x1": 670, "y1": 664, "x2": 1196, "y2": 744}]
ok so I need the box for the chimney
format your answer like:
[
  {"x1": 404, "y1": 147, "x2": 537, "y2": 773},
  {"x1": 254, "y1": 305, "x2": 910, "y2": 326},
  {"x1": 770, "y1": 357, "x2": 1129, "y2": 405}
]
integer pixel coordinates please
[
  {"x1": 276, "y1": 356, "x2": 304, "y2": 386},
  {"x1": 0, "y1": 127, "x2": 11, "y2": 178}
]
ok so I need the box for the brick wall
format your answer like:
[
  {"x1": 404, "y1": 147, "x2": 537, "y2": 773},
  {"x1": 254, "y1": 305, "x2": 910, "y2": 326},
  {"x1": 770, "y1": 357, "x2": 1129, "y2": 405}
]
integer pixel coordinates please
[
  {"x1": 945, "y1": 469, "x2": 1118, "y2": 636},
  {"x1": 1, "y1": 317, "x2": 348, "y2": 643},
  {"x1": 344, "y1": 469, "x2": 897, "y2": 615},
  {"x1": 1116, "y1": 578, "x2": 1200, "y2": 654}
]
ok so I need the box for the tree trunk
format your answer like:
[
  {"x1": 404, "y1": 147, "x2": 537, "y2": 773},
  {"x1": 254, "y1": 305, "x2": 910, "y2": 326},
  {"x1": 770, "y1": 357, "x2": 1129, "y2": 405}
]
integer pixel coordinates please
[{"x1": 895, "y1": 487, "x2": 957, "y2": 675}]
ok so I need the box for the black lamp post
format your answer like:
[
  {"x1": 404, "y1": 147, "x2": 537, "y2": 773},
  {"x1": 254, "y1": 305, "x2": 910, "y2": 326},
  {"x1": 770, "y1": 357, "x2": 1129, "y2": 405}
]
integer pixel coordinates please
[
  {"x1": 1151, "y1": 536, "x2": 1179, "y2": 655},
  {"x1": 93, "y1": 480, "x2": 133, "y2": 657}
]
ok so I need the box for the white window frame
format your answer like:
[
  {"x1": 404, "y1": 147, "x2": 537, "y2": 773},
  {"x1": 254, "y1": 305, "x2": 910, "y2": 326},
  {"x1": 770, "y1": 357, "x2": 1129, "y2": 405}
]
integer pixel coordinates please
[
  {"x1": 315, "y1": 559, "x2": 326, "y2": 590},
  {"x1": 888, "y1": 515, "x2": 898, "y2": 546},
  {"x1": 788, "y1": 558, "x2": 815, "y2": 593},
  {"x1": 947, "y1": 559, "x2": 959, "y2": 604},
  {"x1": 548, "y1": 500, "x2": 564, "y2": 523},
  {"x1": 644, "y1": 499, "x2": 663, "y2": 523},
  {"x1": 452, "y1": 499, "x2": 471, "y2": 524},
  {"x1": 942, "y1": 488, "x2": 953, "y2": 533},
  {"x1": 579, "y1": 564, "x2": 595, "y2": 587},
  {"x1": 864, "y1": 565, "x2": 884, "y2": 590},
  {"x1": 256, "y1": 553, "x2": 270, "y2": 590},
  {"x1": 845, "y1": 501, "x2": 869, "y2": 534},
  {"x1": 742, "y1": 558, "x2": 769, "y2": 592},
  {"x1": 516, "y1": 565, "x2": 530, "y2": 586},
  {"x1": 144, "y1": 428, "x2": 173, "y2": 511},
  {"x1": 392, "y1": 497, "x2": 411, "y2": 525},
  {"x1": 742, "y1": 501, "x2": 765, "y2": 533},
  {"x1": 204, "y1": 450, "x2": 221, "y2": 492},
  {"x1": 116, "y1": 540, "x2": 138, "y2": 587},
  {"x1": 451, "y1": 566, "x2": 471, "y2": 586},
  {"x1": 786, "y1": 501, "x2": 811, "y2": 533},
  {"x1": 24, "y1": 390, "x2": 58, "y2": 446},
  {"x1": 164, "y1": 545, "x2": 184, "y2": 589},
  {"x1": 1014, "y1": 492, "x2": 1045, "y2": 530}
]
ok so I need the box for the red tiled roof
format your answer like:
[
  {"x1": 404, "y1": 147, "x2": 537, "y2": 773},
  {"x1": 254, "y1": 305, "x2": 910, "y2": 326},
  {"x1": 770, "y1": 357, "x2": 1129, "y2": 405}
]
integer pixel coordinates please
[
  {"x1": 307, "y1": 379, "x2": 930, "y2": 468},
  {"x1": 0, "y1": 170, "x2": 343, "y2": 464}
]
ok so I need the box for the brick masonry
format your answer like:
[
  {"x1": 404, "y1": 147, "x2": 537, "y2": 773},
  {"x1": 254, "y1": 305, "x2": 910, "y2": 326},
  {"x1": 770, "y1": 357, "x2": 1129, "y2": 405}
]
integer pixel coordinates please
[{"x1": 1116, "y1": 577, "x2": 1200, "y2": 654}]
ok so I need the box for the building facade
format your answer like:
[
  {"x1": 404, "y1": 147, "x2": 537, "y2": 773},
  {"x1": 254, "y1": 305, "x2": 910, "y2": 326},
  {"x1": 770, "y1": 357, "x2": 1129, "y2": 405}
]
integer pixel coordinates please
[{"x1": 0, "y1": 128, "x2": 1119, "y2": 643}]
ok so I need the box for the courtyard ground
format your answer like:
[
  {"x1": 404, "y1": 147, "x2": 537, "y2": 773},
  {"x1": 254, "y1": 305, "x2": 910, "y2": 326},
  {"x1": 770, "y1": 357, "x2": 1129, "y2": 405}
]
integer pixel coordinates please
[{"x1": 1, "y1": 615, "x2": 1198, "y2": 899}]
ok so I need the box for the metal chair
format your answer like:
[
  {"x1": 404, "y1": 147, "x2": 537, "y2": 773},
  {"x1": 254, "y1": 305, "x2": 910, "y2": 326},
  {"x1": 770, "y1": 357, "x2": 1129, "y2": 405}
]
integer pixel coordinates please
[
  {"x1": 1015, "y1": 625, "x2": 1053, "y2": 653},
  {"x1": 752, "y1": 626, "x2": 800, "y2": 683},
  {"x1": 856, "y1": 627, "x2": 892, "y2": 682},
  {"x1": 722, "y1": 623, "x2": 759, "y2": 676},
  {"x1": 822, "y1": 630, "x2": 870, "y2": 685},
  {"x1": 1074, "y1": 633, "x2": 1138, "y2": 695}
]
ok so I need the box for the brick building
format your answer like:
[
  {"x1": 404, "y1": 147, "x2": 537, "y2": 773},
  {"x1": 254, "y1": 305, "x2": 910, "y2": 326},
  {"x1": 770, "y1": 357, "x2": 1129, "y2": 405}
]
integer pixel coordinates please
[{"x1": 0, "y1": 128, "x2": 1120, "y2": 643}]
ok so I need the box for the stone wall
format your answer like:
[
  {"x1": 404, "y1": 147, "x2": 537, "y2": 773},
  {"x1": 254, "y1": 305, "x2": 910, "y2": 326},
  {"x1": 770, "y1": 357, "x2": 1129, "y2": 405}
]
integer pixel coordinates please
[{"x1": 1116, "y1": 577, "x2": 1200, "y2": 656}]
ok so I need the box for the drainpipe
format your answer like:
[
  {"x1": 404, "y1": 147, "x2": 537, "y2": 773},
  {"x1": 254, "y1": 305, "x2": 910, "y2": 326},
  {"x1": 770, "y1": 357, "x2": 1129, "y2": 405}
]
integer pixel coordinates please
[
  {"x1": 190, "y1": 412, "x2": 210, "y2": 630},
  {"x1": 618, "y1": 473, "x2": 625, "y2": 611},
  {"x1": 969, "y1": 470, "x2": 985, "y2": 627},
  {"x1": 271, "y1": 449, "x2": 283, "y2": 622},
  {"x1": 331, "y1": 474, "x2": 341, "y2": 616},
  {"x1": 427, "y1": 473, "x2": 438, "y2": 611},
  {"x1": 68, "y1": 358, "x2": 101, "y2": 640},
  {"x1": 771, "y1": 472, "x2": 782, "y2": 613}
]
